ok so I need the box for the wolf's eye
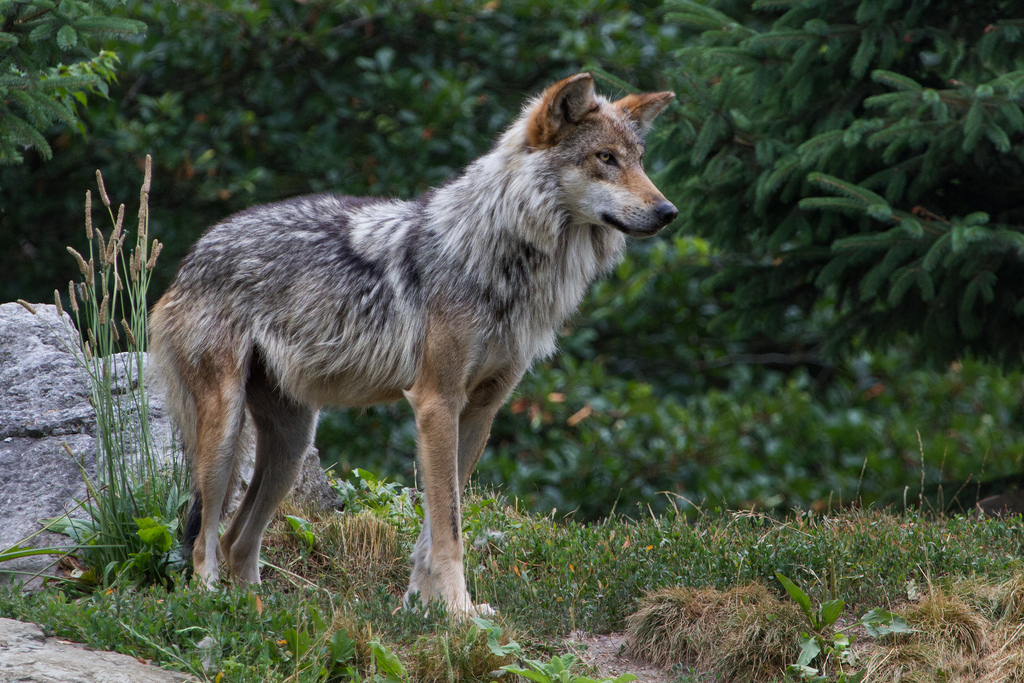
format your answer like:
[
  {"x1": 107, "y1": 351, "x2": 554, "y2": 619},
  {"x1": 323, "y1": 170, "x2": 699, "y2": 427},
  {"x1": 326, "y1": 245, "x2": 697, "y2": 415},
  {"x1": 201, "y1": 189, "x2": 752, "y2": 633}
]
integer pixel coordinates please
[{"x1": 596, "y1": 151, "x2": 618, "y2": 166}]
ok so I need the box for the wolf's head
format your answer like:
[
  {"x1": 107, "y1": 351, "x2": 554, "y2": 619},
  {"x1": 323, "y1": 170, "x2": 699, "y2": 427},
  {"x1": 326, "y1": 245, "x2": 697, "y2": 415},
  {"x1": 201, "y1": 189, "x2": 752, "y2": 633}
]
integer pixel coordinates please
[{"x1": 524, "y1": 73, "x2": 677, "y2": 237}]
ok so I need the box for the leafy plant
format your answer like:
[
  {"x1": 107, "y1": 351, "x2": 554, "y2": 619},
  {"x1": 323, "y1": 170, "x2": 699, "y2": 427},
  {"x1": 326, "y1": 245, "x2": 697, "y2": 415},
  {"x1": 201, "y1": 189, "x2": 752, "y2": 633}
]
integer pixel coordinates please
[
  {"x1": 368, "y1": 638, "x2": 408, "y2": 683},
  {"x1": 500, "y1": 653, "x2": 637, "y2": 683},
  {"x1": 332, "y1": 468, "x2": 421, "y2": 528},
  {"x1": 283, "y1": 515, "x2": 316, "y2": 553},
  {"x1": 471, "y1": 617, "x2": 521, "y2": 659},
  {"x1": 776, "y1": 572, "x2": 912, "y2": 682}
]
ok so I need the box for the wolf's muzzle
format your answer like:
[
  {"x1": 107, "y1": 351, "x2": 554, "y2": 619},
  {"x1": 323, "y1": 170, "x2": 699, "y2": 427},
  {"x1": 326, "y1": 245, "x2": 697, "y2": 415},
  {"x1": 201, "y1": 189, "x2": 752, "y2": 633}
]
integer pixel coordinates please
[{"x1": 654, "y1": 201, "x2": 678, "y2": 227}]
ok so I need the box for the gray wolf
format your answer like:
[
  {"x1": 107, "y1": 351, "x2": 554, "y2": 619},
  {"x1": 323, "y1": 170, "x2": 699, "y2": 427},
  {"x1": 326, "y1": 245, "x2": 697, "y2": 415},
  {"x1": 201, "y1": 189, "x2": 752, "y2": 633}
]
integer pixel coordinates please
[{"x1": 150, "y1": 72, "x2": 677, "y2": 616}]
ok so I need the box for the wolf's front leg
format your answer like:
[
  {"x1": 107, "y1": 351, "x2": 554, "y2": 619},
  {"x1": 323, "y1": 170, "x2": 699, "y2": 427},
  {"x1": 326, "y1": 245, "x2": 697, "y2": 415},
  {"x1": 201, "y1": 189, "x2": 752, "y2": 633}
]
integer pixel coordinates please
[{"x1": 402, "y1": 391, "x2": 482, "y2": 617}]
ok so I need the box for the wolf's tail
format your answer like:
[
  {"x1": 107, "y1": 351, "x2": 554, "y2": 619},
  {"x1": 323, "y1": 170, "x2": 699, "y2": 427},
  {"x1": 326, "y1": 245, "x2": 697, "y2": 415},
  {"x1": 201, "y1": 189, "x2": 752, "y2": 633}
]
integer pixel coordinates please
[{"x1": 182, "y1": 492, "x2": 203, "y2": 565}]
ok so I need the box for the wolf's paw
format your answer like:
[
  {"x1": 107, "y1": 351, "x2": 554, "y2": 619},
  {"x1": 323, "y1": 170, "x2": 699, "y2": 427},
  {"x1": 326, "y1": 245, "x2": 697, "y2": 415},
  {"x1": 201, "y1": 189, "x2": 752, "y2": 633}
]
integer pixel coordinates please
[
  {"x1": 402, "y1": 585, "x2": 492, "y2": 619},
  {"x1": 471, "y1": 602, "x2": 496, "y2": 618},
  {"x1": 192, "y1": 558, "x2": 221, "y2": 590},
  {"x1": 225, "y1": 547, "x2": 262, "y2": 585}
]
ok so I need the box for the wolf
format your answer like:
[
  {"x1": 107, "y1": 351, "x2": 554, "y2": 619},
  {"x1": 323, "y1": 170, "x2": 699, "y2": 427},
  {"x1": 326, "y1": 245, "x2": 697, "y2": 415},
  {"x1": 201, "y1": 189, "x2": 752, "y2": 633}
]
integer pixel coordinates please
[{"x1": 149, "y1": 72, "x2": 677, "y2": 616}]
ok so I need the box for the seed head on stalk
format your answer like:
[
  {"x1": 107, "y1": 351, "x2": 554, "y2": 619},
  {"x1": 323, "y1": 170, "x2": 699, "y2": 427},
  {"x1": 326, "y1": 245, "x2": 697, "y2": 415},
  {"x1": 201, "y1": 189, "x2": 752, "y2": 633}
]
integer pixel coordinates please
[
  {"x1": 68, "y1": 281, "x2": 79, "y2": 314},
  {"x1": 85, "y1": 191, "x2": 93, "y2": 240},
  {"x1": 138, "y1": 154, "x2": 151, "y2": 235},
  {"x1": 67, "y1": 247, "x2": 89, "y2": 278},
  {"x1": 98, "y1": 291, "x2": 109, "y2": 327},
  {"x1": 95, "y1": 227, "x2": 107, "y2": 267},
  {"x1": 107, "y1": 204, "x2": 125, "y2": 267},
  {"x1": 146, "y1": 240, "x2": 163, "y2": 270},
  {"x1": 95, "y1": 170, "x2": 111, "y2": 208},
  {"x1": 122, "y1": 319, "x2": 136, "y2": 347}
]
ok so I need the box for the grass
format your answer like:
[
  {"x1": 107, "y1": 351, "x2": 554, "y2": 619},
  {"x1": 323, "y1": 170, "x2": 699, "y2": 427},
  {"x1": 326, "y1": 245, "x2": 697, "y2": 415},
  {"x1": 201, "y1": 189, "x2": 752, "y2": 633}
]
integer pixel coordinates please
[
  {"x1": 625, "y1": 584, "x2": 803, "y2": 681},
  {"x1": 3, "y1": 481, "x2": 1024, "y2": 681}
]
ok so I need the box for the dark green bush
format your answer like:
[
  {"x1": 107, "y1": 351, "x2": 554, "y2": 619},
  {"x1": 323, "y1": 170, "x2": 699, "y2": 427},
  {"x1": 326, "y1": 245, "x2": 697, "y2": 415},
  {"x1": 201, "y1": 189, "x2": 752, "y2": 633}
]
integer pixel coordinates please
[
  {"x1": 654, "y1": 0, "x2": 1024, "y2": 365},
  {"x1": 0, "y1": 0, "x2": 143, "y2": 165}
]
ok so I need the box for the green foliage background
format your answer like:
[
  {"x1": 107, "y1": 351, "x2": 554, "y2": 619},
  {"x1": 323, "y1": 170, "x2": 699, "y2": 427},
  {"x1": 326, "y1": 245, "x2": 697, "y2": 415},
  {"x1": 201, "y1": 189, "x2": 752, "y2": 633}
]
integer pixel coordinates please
[
  {"x1": 0, "y1": 0, "x2": 144, "y2": 164},
  {"x1": 5, "y1": 0, "x2": 1024, "y2": 520},
  {"x1": 658, "y1": 0, "x2": 1024, "y2": 365}
]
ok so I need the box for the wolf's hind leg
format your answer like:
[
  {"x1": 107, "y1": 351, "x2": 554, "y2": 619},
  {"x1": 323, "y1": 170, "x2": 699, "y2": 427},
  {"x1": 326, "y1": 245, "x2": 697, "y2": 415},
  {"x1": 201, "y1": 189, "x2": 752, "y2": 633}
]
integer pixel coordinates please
[
  {"x1": 221, "y1": 354, "x2": 317, "y2": 584},
  {"x1": 192, "y1": 374, "x2": 248, "y2": 588}
]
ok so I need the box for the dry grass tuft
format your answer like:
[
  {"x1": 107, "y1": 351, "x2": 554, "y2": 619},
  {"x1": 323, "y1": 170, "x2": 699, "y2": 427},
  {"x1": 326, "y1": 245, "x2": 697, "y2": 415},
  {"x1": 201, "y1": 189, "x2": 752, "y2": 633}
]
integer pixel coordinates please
[
  {"x1": 262, "y1": 507, "x2": 405, "y2": 593},
  {"x1": 321, "y1": 510, "x2": 405, "y2": 586},
  {"x1": 904, "y1": 589, "x2": 988, "y2": 657},
  {"x1": 982, "y1": 630, "x2": 1024, "y2": 683},
  {"x1": 625, "y1": 583, "x2": 802, "y2": 682},
  {"x1": 949, "y1": 575, "x2": 1024, "y2": 623},
  {"x1": 861, "y1": 585, "x2": 996, "y2": 682},
  {"x1": 950, "y1": 577, "x2": 1004, "y2": 621},
  {"x1": 996, "y1": 575, "x2": 1024, "y2": 621},
  {"x1": 407, "y1": 618, "x2": 520, "y2": 683},
  {"x1": 862, "y1": 643, "x2": 943, "y2": 683}
]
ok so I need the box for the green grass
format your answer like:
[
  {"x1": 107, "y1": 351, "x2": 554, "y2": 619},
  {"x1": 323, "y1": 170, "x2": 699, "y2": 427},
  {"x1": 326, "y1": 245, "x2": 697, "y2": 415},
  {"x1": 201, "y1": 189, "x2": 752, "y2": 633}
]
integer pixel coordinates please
[{"x1": 2, "y1": 478, "x2": 1023, "y2": 681}]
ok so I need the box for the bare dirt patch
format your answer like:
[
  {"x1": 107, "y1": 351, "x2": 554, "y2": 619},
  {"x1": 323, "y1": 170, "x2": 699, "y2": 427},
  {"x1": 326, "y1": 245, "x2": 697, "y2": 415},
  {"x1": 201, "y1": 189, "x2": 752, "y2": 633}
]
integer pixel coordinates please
[{"x1": 566, "y1": 631, "x2": 676, "y2": 683}]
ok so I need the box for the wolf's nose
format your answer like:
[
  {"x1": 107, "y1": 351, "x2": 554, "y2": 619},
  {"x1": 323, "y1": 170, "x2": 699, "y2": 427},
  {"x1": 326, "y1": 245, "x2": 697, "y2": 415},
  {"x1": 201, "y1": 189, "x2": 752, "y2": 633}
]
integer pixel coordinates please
[{"x1": 655, "y1": 201, "x2": 678, "y2": 225}]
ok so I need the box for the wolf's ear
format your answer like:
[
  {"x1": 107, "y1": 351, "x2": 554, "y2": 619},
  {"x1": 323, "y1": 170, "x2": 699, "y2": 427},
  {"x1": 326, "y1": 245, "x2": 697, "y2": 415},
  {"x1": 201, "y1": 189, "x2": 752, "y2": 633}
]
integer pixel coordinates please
[
  {"x1": 526, "y1": 73, "x2": 597, "y2": 149},
  {"x1": 614, "y1": 91, "x2": 676, "y2": 135}
]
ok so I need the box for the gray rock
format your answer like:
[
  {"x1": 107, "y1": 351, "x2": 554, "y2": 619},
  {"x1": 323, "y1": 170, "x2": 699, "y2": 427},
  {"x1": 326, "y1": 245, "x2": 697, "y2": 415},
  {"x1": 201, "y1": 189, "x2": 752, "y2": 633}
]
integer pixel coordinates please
[
  {"x1": 0, "y1": 304, "x2": 96, "y2": 584},
  {"x1": 977, "y1": 488, "x2": 1024, "y2": 518},
  {"x1": 0, "y1": 303, "x2": 93, "y2": 440},
  {"x1": 0, "y1": 302, "x2": 339, "y2": 585},
  {"x1": 292, "y1": 446, "x2": 342, "y2": 511},
  {"x1": 0, "y1": 617, "x2": 194, "y2": 682}
]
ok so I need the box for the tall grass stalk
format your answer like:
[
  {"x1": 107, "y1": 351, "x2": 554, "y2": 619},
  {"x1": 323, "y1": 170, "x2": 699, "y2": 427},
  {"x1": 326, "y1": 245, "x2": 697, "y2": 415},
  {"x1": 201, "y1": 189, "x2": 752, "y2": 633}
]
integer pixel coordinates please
[{"x1": 43, "y1": 156, "x2": 187, "y2": 589}]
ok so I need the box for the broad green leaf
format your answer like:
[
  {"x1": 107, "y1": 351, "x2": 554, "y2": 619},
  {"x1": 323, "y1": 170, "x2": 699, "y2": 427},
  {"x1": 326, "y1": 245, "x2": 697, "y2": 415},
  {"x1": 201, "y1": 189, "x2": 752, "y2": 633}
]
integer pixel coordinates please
[
  {"x1": 818, "y1": 599, "x2": 845, "y2": 628},
  {"x1": 776, "y1": 572, "x2": 814, "y2": 623},
  {"x1": 796, "y1": 634, "x2": 821, "y2": 667},
  {"x1": 369, "y1": 639, "x2": 407, "y2": 682},
  {"x1": 862, "y1": 609, "x2": 914, "y2": 637}
]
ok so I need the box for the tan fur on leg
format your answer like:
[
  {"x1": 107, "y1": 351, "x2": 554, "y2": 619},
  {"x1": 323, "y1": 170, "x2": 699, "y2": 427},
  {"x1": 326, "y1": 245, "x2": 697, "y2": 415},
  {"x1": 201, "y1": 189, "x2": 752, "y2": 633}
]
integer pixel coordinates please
[
  {"x1": 191, "y1": 363, "x2": 247, "y2": 587},
  {"x1": 402, "y1": 315, "x2": 481, "y2": 616}
]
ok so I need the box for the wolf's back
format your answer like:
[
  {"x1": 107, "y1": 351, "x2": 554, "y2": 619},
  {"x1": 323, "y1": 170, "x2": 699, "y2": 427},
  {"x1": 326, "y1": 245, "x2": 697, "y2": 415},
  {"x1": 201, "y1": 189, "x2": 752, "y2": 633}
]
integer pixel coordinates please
[{"x1": 150, "y1": 193, "x2": 430, "y2": 422}]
